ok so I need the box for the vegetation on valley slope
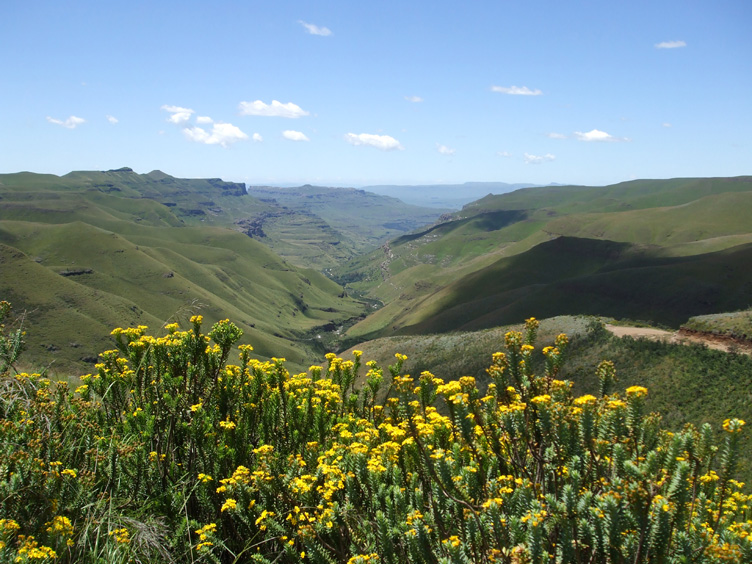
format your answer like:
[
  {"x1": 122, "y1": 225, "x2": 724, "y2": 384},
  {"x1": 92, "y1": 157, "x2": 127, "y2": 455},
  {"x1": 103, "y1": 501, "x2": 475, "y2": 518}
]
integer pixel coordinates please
[{"x1": 1, "y1": 308, "x2": 751, "y2": 563}]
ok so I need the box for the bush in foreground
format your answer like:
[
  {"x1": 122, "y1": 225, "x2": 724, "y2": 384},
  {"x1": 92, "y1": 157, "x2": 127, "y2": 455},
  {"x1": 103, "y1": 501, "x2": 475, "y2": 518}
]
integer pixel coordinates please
[{"x1": 0, "y1": 307, "x2": 750, "y2": 563}]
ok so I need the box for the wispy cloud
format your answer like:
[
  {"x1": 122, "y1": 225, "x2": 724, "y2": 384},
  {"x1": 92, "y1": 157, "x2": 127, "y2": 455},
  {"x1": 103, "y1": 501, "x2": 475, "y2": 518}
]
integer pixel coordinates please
[
  {"x1": 182, "y1": 123, "x2": 248, "y2": 147},
  {"x1": 662, "y1": 122, "x2": 672, "y2": 128},
  {"x1": 524, "y1": 153, "x2": 556, "y2": 164},
  {"x1": 298, "y1": 20, "x2": 332, "y2": 36},
  {"x1": 491, "y1": 85, "x2": 542, "y2": 96},
  {"x1": 655, "y1": 40, "x2": 686, "y2": 49},
  {"x1": 46, "y1": 115, "x2": 85, "y2": 129},
  {"x1": 437, "y1": 144, "x2": 455, "y2": 156},
  {"x1": 282, "y1": 130, "x2": 309, "y2": 142},
  {"x1": 161, "y1": 105, "x2": 194, "y2": 124},
  {"x1": 547, "y1": 132, "x2": 566, "y2": 139},
  {"x1": 106, "y1": 115, "x2": 119, "y2": 124},
  {"x1": 345, "y1": 133, "x2": 403, "y2": 151},
  {"x1": 196, "y1": 116, "x2": 213, "y2": 124},
  {"x1": 239, "y1": 100, "x2": 310, "y2": 118},
  {"x1": 252, "y1": 133, "x2": 263, "y2": 142},
  {"x1": 497, "y1": 151, "x2": 512, "y2": 158},
  {"x1": 574, "y1": 129, "x2": 630, "y2": 142},
  {"x1": 405, "y1": 95, "x2": 423, "y2": 103}
]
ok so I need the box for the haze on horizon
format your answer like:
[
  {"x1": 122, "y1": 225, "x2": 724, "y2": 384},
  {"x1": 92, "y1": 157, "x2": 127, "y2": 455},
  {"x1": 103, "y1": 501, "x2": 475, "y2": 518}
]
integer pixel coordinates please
[{"x1": 1, "y1": 0, "x2": 750, "y2": 188}]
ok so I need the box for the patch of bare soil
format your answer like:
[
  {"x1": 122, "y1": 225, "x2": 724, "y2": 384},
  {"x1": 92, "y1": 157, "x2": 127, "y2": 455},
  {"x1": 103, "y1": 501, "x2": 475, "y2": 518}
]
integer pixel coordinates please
[{"x1": 605, "y1": 325, "x2": 752, "y2": 355}]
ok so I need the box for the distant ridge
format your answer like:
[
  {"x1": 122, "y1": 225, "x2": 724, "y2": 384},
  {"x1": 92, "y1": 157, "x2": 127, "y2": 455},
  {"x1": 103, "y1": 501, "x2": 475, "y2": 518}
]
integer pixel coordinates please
[{"x1": 362, "y1": 181, "x2": 538, "y2": 209}]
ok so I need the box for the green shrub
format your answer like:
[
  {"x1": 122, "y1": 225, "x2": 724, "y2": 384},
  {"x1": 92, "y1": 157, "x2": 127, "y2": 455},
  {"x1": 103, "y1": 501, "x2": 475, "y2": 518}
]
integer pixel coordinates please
[{"x1": 1, "y1": 314, "x2": 750, "y2": 563}]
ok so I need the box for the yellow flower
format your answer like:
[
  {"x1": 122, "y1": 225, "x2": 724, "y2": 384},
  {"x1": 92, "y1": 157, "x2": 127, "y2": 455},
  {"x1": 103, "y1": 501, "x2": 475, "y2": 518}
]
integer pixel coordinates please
[
  {"x1": 46, "y1": 515, "x2": 74, "y2": 536},
  {"x1": 573, "y1": 394, "x2": 597, "y2": 406},
  {"x1": 109, "y1": 528, "x2": 130, "y2": 544},
  {"x1": 190, "y1": 402, "x2": 203, "y2": 412},
  {"x1": 530, "y1": 394, "x2": 551, "y2": 405},
  {"x1": 626, "y1": 385, "x2": 648, "y2": 398},
  {"x1": 221, "y1": 499, "x2": 237, "y2": 512},
  {"x1": 723, "y1": 418, "x2": 745, "y2": 433}
]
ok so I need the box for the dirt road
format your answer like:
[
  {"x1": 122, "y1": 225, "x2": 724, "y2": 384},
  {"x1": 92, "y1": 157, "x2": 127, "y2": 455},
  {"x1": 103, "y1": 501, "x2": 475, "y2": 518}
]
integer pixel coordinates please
[{"x1": 605, "y1": 324, "x2": 752, "y2": 355}]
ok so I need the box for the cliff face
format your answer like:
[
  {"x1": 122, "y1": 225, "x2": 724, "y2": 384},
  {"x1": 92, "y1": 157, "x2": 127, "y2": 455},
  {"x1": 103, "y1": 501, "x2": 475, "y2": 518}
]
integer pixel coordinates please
[{"x1": 206, "y1": 177, "x2": 247, "y2": 197}]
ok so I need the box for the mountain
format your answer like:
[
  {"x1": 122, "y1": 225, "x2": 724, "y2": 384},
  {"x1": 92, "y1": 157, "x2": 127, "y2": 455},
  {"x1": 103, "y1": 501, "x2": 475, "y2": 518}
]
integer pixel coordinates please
[
  {"x1": 246, "y1": 184, "x2": 449, "y2": 255},
  {"x1": 335, "y1": 176, "x2": 752, "y2": 341},
  {"x1": 0, "y1": 168, "x2": 368, "y2": 373},
  {"x1": 362, "y1": 181, "x2": 538, "y2": 209}
]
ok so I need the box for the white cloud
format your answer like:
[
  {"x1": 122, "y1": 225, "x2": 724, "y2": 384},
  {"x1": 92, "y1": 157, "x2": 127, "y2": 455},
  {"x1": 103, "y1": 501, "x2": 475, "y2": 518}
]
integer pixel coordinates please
[
  {"x1": 161, "y1": 105, "x2": 194, "y2": 124},
  {"x1": 106, "y1": 115, "x2": 119, "y2": 124},
  {"x1": 182, "y1": 122, "x2": 248, "y2": 147},
  {"x1": 573, "y1": 129, "x2": 629, "y2": 142},
  {"x1": 239, "y1": 100, "x2": 310, "y2": 118},
  {"x1": 547, "y1": 132, "x2": 566, "y2": 139},
  {"x1": 405, "y1": 95, "x2": 423, "y2": 103},
  {"x1": 491, "y1": 85, "x2": 542, "y2": 96},
  {"x1": 655, "y1": 40, "x2": 686, "y2": 49},
  {"x1": 299, "y1": 20, "x2": 332, "y2": 36},
  {"x1": 524, "y1": 153, "x2": 556, "y2": 164},
  {"x1": 46, "y1": 115, "x2": 85, "y2": 129},
  {"x1": 497, "y1": 151, "x2": 512, "y2": 158},
  {"x1": 437, "y1": 144, "x2": 455, "y2": 156},
  {"x1": 282, "y1": 130, "x2": 309, "y2": 142},
  {"x1": 344, "y1": 133, "x2": 403, "y2": 151},
  {"x1": 253, "y1": 133, "x2": 263, "y2": 142},
  {"x1": 662, "y1": 122, "x2": 672, "y2": 128},
  {"x1": 196, "y1": 116, "x2": 213, "y2": 124}
]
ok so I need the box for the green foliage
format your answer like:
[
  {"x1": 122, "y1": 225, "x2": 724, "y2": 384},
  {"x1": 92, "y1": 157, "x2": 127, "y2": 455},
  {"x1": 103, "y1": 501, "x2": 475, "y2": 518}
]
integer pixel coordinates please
[{"x1": 1, "y1": 313, "x2": 751, "y2": 562}]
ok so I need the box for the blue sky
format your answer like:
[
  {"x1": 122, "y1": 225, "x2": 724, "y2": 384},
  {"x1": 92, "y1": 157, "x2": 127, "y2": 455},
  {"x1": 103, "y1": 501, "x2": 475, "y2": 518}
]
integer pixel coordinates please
[{"x1": 1, "y1": 0, "x2": 750, "y2": 187}]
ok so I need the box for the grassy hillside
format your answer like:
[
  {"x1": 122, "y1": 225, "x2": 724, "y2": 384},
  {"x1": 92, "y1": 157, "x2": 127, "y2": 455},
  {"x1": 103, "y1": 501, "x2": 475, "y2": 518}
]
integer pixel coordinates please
[
  {"x1": 0, "y1": 168, "x2": 363, "y2": 270},
  {"x1": 0, "y1": 169, "x2": 369, "y2": 374},
  {"x1": 397, "y1": 237, "x2": 752, "y2": 334},
  {"x1": 337, "y1": 176, "x2": 752, "y2": 340},
  {"x1": 683, "y1": 308, "x2": 752, "y2": 341}
]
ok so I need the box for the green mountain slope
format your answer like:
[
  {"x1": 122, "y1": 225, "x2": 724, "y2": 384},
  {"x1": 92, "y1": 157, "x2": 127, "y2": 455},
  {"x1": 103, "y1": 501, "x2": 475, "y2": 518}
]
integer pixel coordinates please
[
  {"x1": 398, "y1": 237, "x2": 752, "y2": 334},
  {"x1": 337, "y1": 176, "x2": 752, "y2": 340},
  {"x1": 0, "y1": 170, "x2": 368, "y2": 374},
  {"x1": 0, "y1": 168, "x2": 362, "y2": 270}
]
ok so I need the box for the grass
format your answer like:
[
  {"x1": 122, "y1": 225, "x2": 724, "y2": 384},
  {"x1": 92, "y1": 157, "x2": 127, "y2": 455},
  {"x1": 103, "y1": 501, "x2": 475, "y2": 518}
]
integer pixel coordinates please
[
  {"x1": 683, "y1": 309, "x2": 752, "y2": 341},
  {"x1": 0, "y1": 170, "x2": 376, "y2": 374},
  {"x1": 397, "y1": 238, "x2": 752, "y2": 335},
  {"x1": 335, "y1": 176, "x2": 752, "y2": 343}
]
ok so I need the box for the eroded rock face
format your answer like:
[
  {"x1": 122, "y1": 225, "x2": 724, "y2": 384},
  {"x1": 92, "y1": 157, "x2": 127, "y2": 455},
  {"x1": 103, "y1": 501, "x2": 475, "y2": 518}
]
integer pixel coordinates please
[{"x1": 235, "y1": 217, "x2": 267, "y2": 238}]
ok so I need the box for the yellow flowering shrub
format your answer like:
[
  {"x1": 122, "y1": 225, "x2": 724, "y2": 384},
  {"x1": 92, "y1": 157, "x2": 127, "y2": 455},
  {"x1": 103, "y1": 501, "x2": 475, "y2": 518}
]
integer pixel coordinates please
[{"x1": 1, "y1": 308, "x2": 751, "y2": 562}]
